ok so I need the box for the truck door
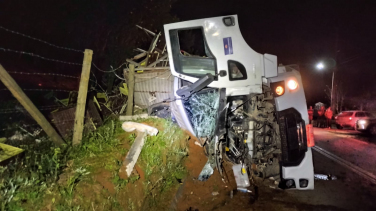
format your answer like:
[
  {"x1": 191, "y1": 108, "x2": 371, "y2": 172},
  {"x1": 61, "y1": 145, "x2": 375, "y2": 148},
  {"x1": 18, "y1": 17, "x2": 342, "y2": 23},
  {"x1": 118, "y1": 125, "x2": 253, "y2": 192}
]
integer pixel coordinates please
[{"x1": 163, "y1": 15, "x2": 272, "y2": 137}]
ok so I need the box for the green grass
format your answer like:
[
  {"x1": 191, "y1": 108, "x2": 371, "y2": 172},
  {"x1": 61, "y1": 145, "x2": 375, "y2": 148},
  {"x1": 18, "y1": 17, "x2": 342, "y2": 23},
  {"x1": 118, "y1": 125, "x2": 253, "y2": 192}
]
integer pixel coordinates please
[{"x1": 0, "y1": 117, "x2": 189, "y2": 211}]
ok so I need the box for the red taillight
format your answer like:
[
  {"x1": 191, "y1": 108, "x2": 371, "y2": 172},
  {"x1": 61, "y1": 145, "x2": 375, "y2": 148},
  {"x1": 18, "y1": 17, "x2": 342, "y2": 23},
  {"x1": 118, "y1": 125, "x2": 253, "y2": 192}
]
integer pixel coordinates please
[{"x1": 306, "y1": 124, "x2": 315, "y2": 147}]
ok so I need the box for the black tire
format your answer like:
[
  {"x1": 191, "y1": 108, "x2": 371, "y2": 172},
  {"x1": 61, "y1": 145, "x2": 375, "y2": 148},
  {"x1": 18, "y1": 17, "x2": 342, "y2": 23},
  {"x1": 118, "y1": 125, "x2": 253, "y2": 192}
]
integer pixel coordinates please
[{"x1": 336, "y1": 124, "x2": 343, "y2": 129}]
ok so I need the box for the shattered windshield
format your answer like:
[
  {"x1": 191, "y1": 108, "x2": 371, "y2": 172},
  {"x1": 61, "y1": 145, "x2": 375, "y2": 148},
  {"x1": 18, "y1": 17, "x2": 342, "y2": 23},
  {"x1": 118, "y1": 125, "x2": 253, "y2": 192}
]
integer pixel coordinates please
[{"x1": 183, "y1": 89, "x2": 219, "y2": 138}]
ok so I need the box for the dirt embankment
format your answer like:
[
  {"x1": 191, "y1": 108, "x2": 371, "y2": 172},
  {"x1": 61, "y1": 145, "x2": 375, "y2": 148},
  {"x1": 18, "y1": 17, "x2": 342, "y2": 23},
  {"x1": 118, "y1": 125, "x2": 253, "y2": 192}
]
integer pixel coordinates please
[
  {"x1": 176, "y1": 137, "x2": 349, "y2": 211},
  {"x1": 176, "y1": 136, "x2": 241, "y2": 211}
]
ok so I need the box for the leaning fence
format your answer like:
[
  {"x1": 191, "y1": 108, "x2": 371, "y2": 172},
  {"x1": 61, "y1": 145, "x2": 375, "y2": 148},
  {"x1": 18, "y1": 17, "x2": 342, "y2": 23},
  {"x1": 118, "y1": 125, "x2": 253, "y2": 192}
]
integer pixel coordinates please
[{"x1": 0, "y1": 24, "x2": 173, "y2": 146}]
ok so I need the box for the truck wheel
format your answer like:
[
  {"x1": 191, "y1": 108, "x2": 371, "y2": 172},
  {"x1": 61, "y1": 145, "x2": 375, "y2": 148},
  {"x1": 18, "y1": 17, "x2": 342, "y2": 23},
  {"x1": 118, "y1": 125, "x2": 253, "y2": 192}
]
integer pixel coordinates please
[{"x1": 336, "y1": 124, "x2": 343, "y2": 129}]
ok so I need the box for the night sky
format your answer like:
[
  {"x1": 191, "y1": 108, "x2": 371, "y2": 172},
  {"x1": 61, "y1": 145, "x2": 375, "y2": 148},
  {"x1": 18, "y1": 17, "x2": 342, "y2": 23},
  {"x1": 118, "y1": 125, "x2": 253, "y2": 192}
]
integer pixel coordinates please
[
  {"x1": 1, "y1": 0, "x2": 376, "y2": 107},
  {"x1": 172, "y1": 0, "x2": 376, "y2": 106}
]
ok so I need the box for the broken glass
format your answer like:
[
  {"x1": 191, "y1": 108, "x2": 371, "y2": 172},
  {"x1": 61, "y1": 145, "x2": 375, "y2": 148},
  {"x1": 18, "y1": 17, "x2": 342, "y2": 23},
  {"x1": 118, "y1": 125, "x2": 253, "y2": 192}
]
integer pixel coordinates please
[{"x1": 183, "y1": 89, "x2": 219, "y2": 138}]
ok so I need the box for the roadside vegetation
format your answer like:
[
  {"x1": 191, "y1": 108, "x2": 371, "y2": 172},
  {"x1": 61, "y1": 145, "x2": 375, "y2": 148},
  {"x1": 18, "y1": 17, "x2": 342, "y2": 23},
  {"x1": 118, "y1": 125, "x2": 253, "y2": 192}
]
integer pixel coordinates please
[{"x1": 0, "y1": 118, "x2": 189, "y2": 211}]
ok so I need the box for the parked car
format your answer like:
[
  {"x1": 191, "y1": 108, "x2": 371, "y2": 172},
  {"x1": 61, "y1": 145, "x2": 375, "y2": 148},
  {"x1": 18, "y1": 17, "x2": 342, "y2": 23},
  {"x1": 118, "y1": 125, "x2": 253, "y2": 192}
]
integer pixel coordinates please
[
  {"x1": 356, "y1": 117, "x2": 376, "y2": 135},
  {"x1": 334, "y1": 111, "x2": 374, "y2": 129}
]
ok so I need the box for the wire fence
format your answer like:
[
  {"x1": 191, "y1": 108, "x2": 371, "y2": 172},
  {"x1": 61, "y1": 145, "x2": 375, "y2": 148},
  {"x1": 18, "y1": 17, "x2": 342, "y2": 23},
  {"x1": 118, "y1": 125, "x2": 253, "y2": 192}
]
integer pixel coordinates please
[
  {"x1": 0, "y1": 26, "x2": 83, "y2": 53},
  {"x1": 0, "y1": 88, "x2": 77, "y2": 93},
  {"x1": 0, "y1": 24, "x2": 126, "y2": 137},
  {"x1": 0, "y1": 24, "x2": 131, "y2": 90},
  {"x1": 0, "y1": 47, "x2": 82, "y2": 65},
  {"x1": 0, "y1": 118, "x2": 82, "y2": 131},
  {"x1": 6, "y1": 71, "x2": 80, "y2": 79},
  {"x1": 0, "y1": 107, "x2": 61, "y2": 114},
  {"x1": 0, "y1": 24, "x2": 173, "y2": 136},
  {"x1": 0, "y1": 39, "x2": 112, "y2": 99},
  {"x1": 0, "y1": 23, "x2": 168, "y2": 114}
]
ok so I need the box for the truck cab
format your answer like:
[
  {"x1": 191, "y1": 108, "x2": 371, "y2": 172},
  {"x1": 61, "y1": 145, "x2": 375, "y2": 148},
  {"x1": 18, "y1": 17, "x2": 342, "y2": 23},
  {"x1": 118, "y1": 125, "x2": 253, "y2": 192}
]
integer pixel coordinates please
[{"x1": 161, "y1": 15, "x2": 314, "y2": 189}]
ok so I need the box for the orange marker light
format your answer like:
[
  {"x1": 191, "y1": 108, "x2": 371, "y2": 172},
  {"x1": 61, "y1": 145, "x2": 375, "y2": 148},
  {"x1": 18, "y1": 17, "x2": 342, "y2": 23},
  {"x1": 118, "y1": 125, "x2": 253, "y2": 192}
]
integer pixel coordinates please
[
  {"x1": 306, "y1": 124, "x2": 315, "y2": 147},
  {"x1": 287, "y1": 79, "x2": 298, "y2": 90},
  {"x1": 275, "y1": 86, "x2": 284, "y2": 95}
]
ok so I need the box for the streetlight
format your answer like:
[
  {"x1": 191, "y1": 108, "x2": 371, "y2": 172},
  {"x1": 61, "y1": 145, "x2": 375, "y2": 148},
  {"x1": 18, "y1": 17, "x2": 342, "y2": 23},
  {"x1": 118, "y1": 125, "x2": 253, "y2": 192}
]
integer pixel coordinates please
[
  {"x1": 316, "y1": 62, "x2": 324, "y2": 70},
  {"x1": 316, "y1": 62, "x2": 335, "y2": 111}
]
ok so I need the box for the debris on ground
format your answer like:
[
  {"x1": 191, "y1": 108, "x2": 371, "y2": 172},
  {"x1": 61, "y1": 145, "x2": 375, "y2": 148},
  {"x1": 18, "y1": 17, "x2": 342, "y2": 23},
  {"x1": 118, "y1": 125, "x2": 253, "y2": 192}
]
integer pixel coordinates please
[
  {"x1": 314, "y1": 173, "x2": 338, "y2": 180},
  {"x1": 233, "y1": 164, "x2": 250, "y2": 188},
  {"x1": 269, "y1": 185, "x2": 277, "y2": 189},
  {"x1": 0, "y1": 142, "x2": 24, "y2": 162},
  {"x1": 119, "y1": 113, "x2": 154, "y2": 121},
  {"x1": 237, "y1": 188, "x2": 252, "y2": 193},
  {"x1": 194, "y1": 141, "x2": 202, "y2": 147},
  {"x1": 198, "y1": 161, "x2": 214, "y2": 181},
  {"x1": 119, "y1": 122, "x2": 158, "y2": 178},
  {"x1": 121, "y1": 121, "x2": 159, "y2": 135}
]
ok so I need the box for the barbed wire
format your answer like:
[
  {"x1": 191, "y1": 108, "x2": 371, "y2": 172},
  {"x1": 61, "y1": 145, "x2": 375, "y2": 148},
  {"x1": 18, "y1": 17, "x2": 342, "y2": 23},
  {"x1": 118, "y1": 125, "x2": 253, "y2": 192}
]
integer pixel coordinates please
[
  {"x1": 0, "y1": 117, "x2": 82, "y2": 131},
  {"x1": 0, "y1": 26, "x2": 83, "y2": 53},
  {"x1": 0, "y1": 88, "x2": 77, "y2": 93},
  {"x1": 0, "y1": 112, "x2": 102, "y2": 133},
  {"x1": 6, "y1": 71, "x2": 106, "y2": 91},
  {"x1": 0, "y1": 122, "x2": 41, "y2": 131},
  {"x1": 89, "y1": 71, "x2": 109, "y2": 99},
  {"x1": 0, "y1": 103, "x2": 78, "y2": 114},
  {"x1": 0, "y1": 104, "x2": 62, "y2": 111},
  {"x1": 113, "y1": 72, "x2": 126, "y2": 81},
  {"x1": 92, "y1": 62, "x2": 128, "y2": 73},
  {"x1": 0, "y1": 47, "x2": 82, "y2": 65},
  {"x1": 0, "y1": 107, "x2": 61, "y2": 114},
  {"x1": 7, "y1": 71, "x2": 80, "y2": 79}
]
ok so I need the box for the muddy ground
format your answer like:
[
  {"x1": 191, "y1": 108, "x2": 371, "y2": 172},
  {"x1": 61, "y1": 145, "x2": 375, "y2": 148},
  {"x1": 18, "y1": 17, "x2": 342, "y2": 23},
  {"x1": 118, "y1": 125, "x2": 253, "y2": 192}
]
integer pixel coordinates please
[{"x1": 174, "y1": 136, "x2": 376, "y2": 211}]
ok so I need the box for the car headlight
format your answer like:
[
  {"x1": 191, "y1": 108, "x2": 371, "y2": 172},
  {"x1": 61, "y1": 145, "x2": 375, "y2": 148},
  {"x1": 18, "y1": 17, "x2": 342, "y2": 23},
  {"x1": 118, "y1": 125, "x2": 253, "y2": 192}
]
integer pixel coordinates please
[{"x1": 358, "y1": 120, "x2": 367, "y2": 125}]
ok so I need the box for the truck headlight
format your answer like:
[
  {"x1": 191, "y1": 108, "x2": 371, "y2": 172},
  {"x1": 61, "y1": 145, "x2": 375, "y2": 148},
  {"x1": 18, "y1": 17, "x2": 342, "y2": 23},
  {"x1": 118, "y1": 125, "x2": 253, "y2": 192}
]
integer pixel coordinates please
[{"x1": 287, "y1": 79, "x2": 298, "y2": 90}]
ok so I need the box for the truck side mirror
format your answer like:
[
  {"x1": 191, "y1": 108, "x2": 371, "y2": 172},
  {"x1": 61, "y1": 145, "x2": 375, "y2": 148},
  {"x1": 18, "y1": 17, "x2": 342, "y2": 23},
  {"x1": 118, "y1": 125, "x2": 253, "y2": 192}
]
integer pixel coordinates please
[{"x1": 219, "y1": 70, "x2": 227, "y2": 77}]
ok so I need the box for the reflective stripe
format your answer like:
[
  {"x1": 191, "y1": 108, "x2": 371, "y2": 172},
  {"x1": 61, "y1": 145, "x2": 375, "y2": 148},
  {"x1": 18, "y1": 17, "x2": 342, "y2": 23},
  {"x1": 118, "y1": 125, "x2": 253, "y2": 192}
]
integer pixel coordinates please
[{"x1": 306, "y1": 124, "x2": 315, "y2": 147}]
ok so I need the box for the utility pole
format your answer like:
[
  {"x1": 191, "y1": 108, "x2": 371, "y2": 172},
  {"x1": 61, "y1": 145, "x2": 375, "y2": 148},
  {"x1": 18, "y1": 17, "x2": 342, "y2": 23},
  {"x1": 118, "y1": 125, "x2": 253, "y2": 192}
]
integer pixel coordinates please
[{"x1": 332, "y1": 27, "x2": 339, "y2": 113}]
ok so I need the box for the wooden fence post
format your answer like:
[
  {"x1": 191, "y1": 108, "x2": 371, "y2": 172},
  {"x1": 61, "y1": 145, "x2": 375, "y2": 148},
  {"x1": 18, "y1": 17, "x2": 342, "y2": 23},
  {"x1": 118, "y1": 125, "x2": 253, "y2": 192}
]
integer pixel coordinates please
[
  {"x1": 0, "y1": 64, "x2": 65, "y2": 146},
  {"x1": 72, "y1": 49, "x2": 93, "y2": 146},
  {"x1": 125, "y1": 64, "x2": 135, "y2": 116}
]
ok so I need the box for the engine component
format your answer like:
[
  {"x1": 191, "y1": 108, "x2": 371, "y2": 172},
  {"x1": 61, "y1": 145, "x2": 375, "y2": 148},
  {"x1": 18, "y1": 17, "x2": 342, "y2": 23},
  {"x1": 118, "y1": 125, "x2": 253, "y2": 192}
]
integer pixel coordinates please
[{"x1": 225, "y1": 86, "x2": 282, "y2": 180}]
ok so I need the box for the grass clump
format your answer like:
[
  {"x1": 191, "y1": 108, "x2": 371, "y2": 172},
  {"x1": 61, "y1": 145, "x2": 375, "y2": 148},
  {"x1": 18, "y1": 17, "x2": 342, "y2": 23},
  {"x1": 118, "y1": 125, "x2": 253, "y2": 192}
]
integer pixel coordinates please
[
  {"x1": 135, "y1": 118, "x2": 190, "y2": 210},
  {"x1": 0, "y1": 117, "x2": 190, "y2": 211},
  {"x1": 0, "y1": 118, "x2": 124, "y2": 210}
]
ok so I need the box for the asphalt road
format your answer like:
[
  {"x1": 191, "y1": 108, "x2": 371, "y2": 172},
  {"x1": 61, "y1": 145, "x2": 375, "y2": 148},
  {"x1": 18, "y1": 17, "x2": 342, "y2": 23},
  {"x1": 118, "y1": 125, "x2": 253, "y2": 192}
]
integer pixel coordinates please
[
  {"x1": 313, "y1": 128, "x2": 376, "y2": 176},
  {"x1": 281, "y1": 128, "x2": 376, "y2": 210},
  {"x1": 249, "y1": 128, "x2": 376, "y2": 210}
]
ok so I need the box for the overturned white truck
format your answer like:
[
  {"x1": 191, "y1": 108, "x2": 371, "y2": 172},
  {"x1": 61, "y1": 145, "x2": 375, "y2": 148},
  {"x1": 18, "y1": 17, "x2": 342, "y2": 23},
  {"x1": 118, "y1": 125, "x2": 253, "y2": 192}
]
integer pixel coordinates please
[{"x1": 150, "y1": 15, "x2": 315, "y2": 190}]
